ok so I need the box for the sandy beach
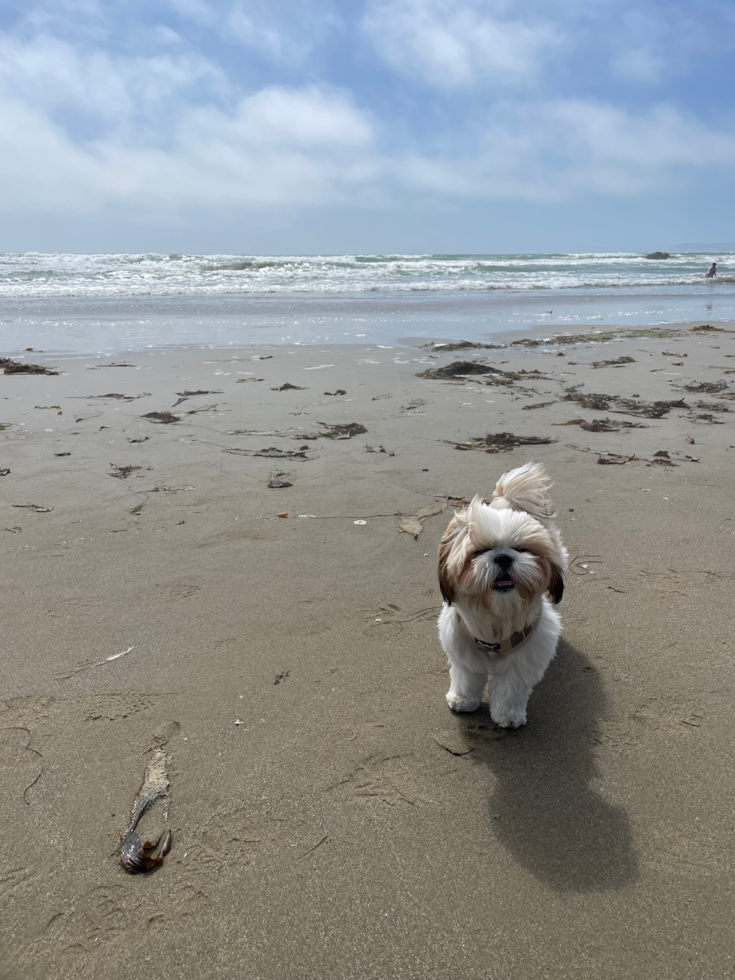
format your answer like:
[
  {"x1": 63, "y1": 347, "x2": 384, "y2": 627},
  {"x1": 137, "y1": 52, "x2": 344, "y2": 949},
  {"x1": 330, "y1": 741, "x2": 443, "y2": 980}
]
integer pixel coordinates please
[{"x1": 2, "y1": 322, "x2": 735, "y2": 979}]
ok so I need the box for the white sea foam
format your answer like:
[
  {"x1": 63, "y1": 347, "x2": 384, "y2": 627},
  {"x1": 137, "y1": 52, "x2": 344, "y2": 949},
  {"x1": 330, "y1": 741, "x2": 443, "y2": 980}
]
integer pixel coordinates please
[{"x1": 1, "y1": 251, "x2": 733, "y2": 299}]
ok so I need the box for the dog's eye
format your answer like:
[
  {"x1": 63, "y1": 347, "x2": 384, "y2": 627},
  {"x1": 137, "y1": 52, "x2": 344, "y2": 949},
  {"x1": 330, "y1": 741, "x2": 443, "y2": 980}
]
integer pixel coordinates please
[{"x1": 514, "y1": 547, "x2": 527, "y2": 553}]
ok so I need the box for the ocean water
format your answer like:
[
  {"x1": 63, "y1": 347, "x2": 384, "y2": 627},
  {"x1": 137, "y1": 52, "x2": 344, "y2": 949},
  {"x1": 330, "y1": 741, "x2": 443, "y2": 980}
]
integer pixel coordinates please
[{"x1": 2, "y1": 251, "x2": 734, "y2": 356}]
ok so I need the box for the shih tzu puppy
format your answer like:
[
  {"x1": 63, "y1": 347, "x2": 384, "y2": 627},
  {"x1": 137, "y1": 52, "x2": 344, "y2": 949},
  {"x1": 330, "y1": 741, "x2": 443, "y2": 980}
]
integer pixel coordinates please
[{"x1": 437, "y1": 462, "x2": 567, "y2": 728}]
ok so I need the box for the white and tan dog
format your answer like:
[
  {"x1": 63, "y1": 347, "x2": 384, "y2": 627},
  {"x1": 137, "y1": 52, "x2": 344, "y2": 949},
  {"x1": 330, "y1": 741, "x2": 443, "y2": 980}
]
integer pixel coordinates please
[{"x1": 437, "y1": 462, "x2": 568, "y2": 728}]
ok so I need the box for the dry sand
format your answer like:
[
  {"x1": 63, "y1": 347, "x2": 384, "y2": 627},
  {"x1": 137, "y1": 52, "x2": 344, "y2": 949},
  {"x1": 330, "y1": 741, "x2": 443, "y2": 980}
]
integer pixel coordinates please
[{"x1": 2, "y1": 323, "x2": 735, "y2": 979}]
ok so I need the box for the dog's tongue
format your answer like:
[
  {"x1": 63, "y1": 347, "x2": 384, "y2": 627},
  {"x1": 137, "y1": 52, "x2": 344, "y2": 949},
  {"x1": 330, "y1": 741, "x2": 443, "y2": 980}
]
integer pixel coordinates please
[{"x1": 493, "y1": 579, "x2": 514, "y2": 588}]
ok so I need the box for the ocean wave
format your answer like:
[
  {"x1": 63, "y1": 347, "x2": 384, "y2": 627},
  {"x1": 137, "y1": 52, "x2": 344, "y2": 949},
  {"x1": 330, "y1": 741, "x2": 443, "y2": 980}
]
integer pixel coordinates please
[{"x1": 1, "y1": 251, "x2": 733, "y2": 299}]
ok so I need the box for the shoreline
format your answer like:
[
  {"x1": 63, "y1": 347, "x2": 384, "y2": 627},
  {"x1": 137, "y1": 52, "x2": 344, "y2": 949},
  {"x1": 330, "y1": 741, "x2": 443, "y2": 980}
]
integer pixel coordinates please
[
  {"x1": 3, "y1": 279, "x2": 735, "y2": 356},
  {"x1": 2, "y1": 321, "x2": 735, "y2": 978},
  {"x1": 6, "y1": 317, "x2": 735, "y2": 364}
]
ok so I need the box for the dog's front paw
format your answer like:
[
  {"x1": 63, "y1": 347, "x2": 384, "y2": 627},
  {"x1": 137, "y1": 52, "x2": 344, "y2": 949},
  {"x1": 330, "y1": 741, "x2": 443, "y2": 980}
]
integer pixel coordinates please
[
  {"x1": 490, "y1": 706, "x2": 527, "y2": 729},
  {"x1": 446, "y1": 691, "x2": 481, "y2": 713}
]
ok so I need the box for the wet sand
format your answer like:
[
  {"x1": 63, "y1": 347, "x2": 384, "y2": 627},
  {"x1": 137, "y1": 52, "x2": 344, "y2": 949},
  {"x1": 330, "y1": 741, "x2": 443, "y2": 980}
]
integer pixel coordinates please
[{"x1": 2, "y1": 323, "x2": 735, "y2": 979}]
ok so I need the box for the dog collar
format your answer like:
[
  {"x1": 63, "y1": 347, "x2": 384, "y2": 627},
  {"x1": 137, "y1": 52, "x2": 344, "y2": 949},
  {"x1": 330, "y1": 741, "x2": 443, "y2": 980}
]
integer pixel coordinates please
[{"x1": 455, "y1": 609, "x2": 539, "y2": 657}]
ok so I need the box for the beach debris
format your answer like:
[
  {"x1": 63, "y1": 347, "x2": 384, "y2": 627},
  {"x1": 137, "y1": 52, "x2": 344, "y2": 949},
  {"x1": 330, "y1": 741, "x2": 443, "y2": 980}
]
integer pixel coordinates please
[
  {"x1": 563, "y1": 388, "x2": 688, "y2": 418},
  {"x1": 434, "y1": 733, "x2": 474, "y2": 757},
  {"x1": 54, "y1": 451, "x2": 71, "y2": 456},
  {"x1": 445, "y1": 432, "x2": 555, "y2": 453},
  {"x1": 613, "y1": 397, "x2": 688, "y2": 418},
  {"x1": 371, "y1": 394, "x2": 392, "y2": 401},
  {"x1": 591, "y1": 356, "x2": 636, "y2": 369},
  {"x1": 597, "y1": 453, "x2": 640, "y2": 465},
  {"x1": 569, "y1": 555, "x2": 603, "y2": 575},
  {"x1": 224, "y1": 446, "x2": 311, "y2": 460},
  {"x1": 268, "y1": 472, "x2": 293, "y2": 488},
  {"x1": 4, "y1": 526, "x2": 22, "y2": 532},
  {"x1": 353, "y1": 520, "x2": 367, "y2": 525},
  {"x1": 681, "y1": 412, "x2": 725, "y2": 424},
  {"x1": 110, "y1": 463, "x2": 142, "y2": 479},
  {"x1": 317, "y1": 422, "x2": 367, "y2": 439},
  {"x1": 401, "y1": 398, "x2": 429, "y2": 413},
  {"x1": 695, "y1": 400, "x2": 729, "y2": 412},
  {"x1": 562, "y1": 390, "x2": 614, "y2": 411},
  {"x1": 55, "y1": 645, "x2": 134, "y2": 681},
  {"x1": 1, "y1": 357, "x2": 58, "y2": 375},
  {"x1": 399, "y1": 516, "x2": 424, "y2": 538},
  {"x1": 271, "y1": 383, "x2": 306, "y2": 391},
  {"x1": 552, "y1": 417, "x2": 647, "y2": 432},
  {"x1": 522, "y1": 401, "x2": 555, "y2": 411},
  {"x1": 236, "y1": 377, "x2": 265, "y2": 383},
  {"x1": 12, "y1": 503, "x2": 53, "y2": 513},
  {"x1": 76, "y1": 392, "x2": 151, "y2": 401},
  {"x1": 689, "y1": 324, "x2": 724, "y2": 332},
  {"x1": 274, "y1": 671, "x2": 289, "y2": 685},
  {"x1": 422, "y1": 340, "x2": 505, "y2": 352},
  {"x1": 365, "y1": 444, "x2": 395, "y2": 456},
  {"x1": 173, "y1": 389, "x2": 222, "y2": 406},
  {"x1": 141, "y1": 403, "x2": 216, "y2": 422},
  {"x1": 683, "y1": 381, "x2": 728, "y2": 394},
  {"x1": 324, "y1": 390, "x2": 347, "y2": 396},
  {"x1": 142, "y1": 411, "x2": 181, "y2": 424},
  {"x1": 0, "y1": 468, "x2": 9, "y2": 476},
  {"x1": 175, "y1": 389, "x2": 221, "y2": 397},
  {"x1": 228, "y1": 427, "x2": 304, "y2": 437},
  {"x1": 417, "y1": 360, "x2": 504, "y2": 380},
  {"x1": 34, "y1": 405, "x2": 61, "y2": 410},
  {"x1": 399, "y1": 499, "x2": 448, "y2": 539},
  {"x1": 566, "y1": 444, "x2": 642, "y2": 464},
  {"x1": 662, "y1": 351, "x2": 686, "y2": 357},
  {"x1": 0, "y1": 726, "x2": 44, "y2": 804},
  {"x1": 252, "y1": 354, "x2": 273, "y2": 359},
  {"x1": 146, "y1": 484, "x2": 195, "y2": 493},
  {"x1": 128, "y1": 436, "x2": 149, "y2": 443},
  {"x1": 119, "y1": 749, "x2": 172, "y2": 874},
  {"x1": 651, "y1": 450, "x2": 676, "y2": 466},
  {"x1": 89, "y1": 361, "x2": 136, "y2": 368},
  {"x1": 277, "y1": 512, "x2": 288, "y2": 518}
]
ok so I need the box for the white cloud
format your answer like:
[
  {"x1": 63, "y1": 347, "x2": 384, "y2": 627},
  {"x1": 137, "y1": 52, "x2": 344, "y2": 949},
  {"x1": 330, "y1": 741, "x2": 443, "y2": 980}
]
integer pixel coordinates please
[
  {"x1": 397, "y1": 100, "x2": 735, "y2": 200},
  {"x1": 0, "y1": 82, "x2": 378, "y2": 217},
  {"x1": 178, "y1": 86, "x2": 373, "y2": 148},
  {"x1": 0, "y1": 31, "x2": 229, "y2": 130},
  {"x1": 0, "y1": 19, "x2": 733, "y2": 231},
  {"x1": 363, "y1": 0, "x2": 561, "y2": 88},
  {"x1": 163, "y1": 0, "x2": 215, "y2": 25},
  {"x1": 227, "y1": 5, "x2": 311, "y2": 64},
  {"x1": 611, "y1": 46, "x2": 666, "y2": 84}
]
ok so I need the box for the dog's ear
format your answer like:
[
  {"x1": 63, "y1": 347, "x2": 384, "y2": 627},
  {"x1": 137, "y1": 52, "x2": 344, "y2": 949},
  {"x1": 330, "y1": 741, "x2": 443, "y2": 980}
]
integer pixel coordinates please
[
  {"x1": 547, "y1": 562, "x2": 565, "y2": 604},
  {"x1": 438, "y1": 512, "x2": 467, "y2": 605}
]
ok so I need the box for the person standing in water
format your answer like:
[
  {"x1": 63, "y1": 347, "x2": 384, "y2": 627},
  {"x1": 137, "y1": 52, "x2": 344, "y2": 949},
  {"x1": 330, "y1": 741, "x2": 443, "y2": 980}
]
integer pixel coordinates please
[{"x1": 706, "y1": 262, "x2": 717, "y2": 278}]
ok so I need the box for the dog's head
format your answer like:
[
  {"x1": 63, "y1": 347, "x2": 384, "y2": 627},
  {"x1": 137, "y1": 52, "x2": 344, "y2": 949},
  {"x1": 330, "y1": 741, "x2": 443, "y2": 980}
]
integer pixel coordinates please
[{"x1": 438, "y1": 497, "x2": 566, "y2": 613}]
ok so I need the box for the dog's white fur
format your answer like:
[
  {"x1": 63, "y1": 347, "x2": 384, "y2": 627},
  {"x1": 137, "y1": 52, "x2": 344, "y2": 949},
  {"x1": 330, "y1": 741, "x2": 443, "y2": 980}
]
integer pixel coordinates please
[{"x1": 437, "y1": 462, "x2": 568, "y2": 728}]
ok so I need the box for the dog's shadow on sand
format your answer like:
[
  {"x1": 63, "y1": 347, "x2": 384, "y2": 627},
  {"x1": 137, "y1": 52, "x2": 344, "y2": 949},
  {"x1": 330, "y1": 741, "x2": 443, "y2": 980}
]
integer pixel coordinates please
[{"x1": 454, "y1": 639, "x2": 639, "y2": 892}]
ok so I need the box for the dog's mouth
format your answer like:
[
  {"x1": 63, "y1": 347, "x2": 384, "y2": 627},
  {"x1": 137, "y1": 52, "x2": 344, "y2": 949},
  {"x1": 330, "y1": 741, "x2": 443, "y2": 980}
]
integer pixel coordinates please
[{"x1": 492, "y1": 578, "x2": 515, "y2": 592}]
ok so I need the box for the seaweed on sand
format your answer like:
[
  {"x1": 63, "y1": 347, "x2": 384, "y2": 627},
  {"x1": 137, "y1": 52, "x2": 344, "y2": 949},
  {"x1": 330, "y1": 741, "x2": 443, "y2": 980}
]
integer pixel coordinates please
[{"x1": 1, "y1": 358, "x2": 58, "y2": 376}]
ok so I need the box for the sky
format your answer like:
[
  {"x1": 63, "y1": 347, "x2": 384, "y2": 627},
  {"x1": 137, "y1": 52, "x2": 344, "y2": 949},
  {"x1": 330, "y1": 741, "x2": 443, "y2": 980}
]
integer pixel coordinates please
[{"x1": 1, "y1": 0, "x2": 734, "y2": 254}]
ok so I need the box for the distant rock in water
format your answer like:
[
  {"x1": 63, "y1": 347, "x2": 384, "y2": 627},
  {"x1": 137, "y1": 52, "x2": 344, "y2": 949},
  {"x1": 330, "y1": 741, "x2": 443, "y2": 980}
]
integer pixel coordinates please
[{"x1": 645, "y1": 251, "x2": 670, "y2": 260}]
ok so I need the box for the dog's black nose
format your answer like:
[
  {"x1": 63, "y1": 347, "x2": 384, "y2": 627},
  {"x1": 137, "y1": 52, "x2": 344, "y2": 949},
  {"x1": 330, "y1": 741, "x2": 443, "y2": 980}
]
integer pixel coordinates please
[{"x1": 495, "y1": 554, "x2": 513, "y2": 569}]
